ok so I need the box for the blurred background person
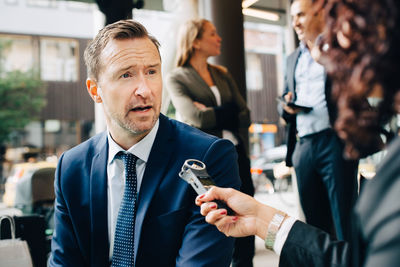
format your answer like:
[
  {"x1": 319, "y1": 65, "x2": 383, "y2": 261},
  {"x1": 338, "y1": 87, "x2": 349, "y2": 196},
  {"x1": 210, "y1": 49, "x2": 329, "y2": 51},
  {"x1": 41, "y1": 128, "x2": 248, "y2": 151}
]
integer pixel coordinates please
[
  {"x1": 166, "y1": 18, "x2": 255, "y2": 267},
  {"x1": 197, "y1": 0, "x2": 400, "y2": 266},
  {"x1": 279, "y1": 0, "x2": 358, "y2": 241}
]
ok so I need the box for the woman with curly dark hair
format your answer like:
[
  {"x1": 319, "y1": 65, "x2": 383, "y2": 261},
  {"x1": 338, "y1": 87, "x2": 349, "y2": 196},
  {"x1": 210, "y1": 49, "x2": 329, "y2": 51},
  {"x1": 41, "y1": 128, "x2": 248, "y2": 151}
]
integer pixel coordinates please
[
  {"x1": 196, "y1": 0, "x2": 400, "y2": 266},
  {"x1": 321, "y1": 0, "x2": 400, "y2": 158}
]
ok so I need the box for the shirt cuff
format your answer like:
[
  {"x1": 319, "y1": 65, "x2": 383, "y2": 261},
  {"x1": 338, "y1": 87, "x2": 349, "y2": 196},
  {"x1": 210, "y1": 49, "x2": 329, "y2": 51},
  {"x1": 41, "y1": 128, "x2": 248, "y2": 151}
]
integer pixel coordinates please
[{"x1": 273, "y1": 217, "x2": 297, "y2": 255}]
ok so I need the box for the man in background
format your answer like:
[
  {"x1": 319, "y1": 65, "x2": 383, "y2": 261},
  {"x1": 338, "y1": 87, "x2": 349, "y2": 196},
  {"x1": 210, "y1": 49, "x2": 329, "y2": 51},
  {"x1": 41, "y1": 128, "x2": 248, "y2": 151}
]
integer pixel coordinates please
[{"x1": 280, "y1": 0, "x2": 358, "y2": 241}]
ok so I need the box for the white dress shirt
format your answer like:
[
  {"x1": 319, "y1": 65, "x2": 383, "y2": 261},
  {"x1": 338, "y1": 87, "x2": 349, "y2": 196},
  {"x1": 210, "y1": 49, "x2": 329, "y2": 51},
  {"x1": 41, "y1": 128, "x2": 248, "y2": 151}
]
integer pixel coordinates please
[
  {"x1": 273, "y1": 216, "x2": 297, "y2": 255},
  {"x1": 106, "y1": 119, "x2": 159, "y2": 258}
]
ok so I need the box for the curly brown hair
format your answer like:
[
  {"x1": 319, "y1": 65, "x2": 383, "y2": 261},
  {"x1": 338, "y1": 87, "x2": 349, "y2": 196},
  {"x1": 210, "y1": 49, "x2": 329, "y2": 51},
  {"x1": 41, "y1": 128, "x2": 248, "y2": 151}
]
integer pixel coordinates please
[{"x1": 319, "y1": 0, "x2": 400, "y2": 158}]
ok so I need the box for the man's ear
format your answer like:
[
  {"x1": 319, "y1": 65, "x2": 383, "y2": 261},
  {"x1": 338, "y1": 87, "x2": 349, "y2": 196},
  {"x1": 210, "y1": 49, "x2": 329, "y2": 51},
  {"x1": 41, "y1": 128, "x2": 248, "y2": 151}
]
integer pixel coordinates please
[{"x1": 86, "y1": 78, "x2": 102, "y2": 103}]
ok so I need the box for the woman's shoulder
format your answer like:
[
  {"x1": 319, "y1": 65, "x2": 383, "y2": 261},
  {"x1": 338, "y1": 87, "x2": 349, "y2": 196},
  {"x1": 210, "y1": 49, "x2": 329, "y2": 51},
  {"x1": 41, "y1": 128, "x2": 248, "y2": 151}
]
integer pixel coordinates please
[
  {"x1": 168, "y1": 65, "x2": 195, "y2": 79},
  {"x1": 209, "y1": 64, "x2": 228, "y2": 75}
]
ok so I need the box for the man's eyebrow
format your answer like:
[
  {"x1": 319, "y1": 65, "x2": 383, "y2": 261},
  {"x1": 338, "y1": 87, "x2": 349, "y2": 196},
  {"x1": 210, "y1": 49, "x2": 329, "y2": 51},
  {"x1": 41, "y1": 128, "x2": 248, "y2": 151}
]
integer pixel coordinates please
[
  {"x1": 118, "y1": 65, "x2": 134, "y2": 73},
  {"x1": 118, "y1": 62, "x2": 160, "y2": 72},
  {"x1": 146, "y1": 63, "x2": 161, "y2": 68}
]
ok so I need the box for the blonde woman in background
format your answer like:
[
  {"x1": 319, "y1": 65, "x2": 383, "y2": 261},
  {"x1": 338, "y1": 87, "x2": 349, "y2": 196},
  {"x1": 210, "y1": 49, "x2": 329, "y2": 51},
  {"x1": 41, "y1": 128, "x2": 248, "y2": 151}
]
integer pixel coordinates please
[{"x1": 166, "y1": 18, "x2": 255, "y2": 267}]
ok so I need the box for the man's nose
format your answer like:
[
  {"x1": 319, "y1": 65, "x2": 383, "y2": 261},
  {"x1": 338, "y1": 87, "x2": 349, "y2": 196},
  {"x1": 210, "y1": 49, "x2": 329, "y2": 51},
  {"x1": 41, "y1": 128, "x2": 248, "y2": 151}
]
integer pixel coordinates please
[
  {"x1": 292, "y1": 16, "x2": 299, "y2": 27},
  {"x1": 135, "y1": 75, "x2": 151, "y2": 97}
]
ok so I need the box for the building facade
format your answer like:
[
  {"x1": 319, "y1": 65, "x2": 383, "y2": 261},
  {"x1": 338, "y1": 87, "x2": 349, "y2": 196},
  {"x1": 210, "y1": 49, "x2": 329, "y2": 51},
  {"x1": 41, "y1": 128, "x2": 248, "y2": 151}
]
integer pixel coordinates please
[{"x1": 0, "y1": 0, "x2": 97, "y2": 157}]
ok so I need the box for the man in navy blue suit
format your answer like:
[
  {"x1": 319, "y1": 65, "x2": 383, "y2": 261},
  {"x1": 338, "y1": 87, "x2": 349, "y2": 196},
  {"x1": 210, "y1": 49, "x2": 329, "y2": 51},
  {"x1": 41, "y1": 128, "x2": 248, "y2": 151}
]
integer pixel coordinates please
[{"x1": 49, "y1": 20, "x2": 241, "y2": 267}]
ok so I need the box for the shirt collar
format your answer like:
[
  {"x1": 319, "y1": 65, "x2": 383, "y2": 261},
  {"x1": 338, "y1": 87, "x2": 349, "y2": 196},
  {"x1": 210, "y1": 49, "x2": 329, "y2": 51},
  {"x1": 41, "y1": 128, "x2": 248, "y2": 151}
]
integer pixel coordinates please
[
  {"x1": 107, "y1": 119, "x2": 160, "y2": 164},
  {"x1": 299, "y1": 42, "x2": 308, "y2": 53}
]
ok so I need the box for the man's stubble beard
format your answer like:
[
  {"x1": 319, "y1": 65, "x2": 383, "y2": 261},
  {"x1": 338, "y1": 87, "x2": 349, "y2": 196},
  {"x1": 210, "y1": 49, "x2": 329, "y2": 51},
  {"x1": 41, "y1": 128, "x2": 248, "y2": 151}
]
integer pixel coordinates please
[
  {"x1": 116, "y1": 110, "x2": 157, "y2": 137},
  {"x1": 102, "y1": 102, "x2": 157, "y2": 138}
]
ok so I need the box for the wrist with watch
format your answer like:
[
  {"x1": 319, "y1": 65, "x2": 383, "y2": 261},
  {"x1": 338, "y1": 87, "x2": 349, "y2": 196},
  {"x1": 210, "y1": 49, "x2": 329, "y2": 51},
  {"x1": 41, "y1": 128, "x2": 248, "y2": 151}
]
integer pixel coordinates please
[{"x1": 264, "y1": 211, "x2": 287, "y2": 250}]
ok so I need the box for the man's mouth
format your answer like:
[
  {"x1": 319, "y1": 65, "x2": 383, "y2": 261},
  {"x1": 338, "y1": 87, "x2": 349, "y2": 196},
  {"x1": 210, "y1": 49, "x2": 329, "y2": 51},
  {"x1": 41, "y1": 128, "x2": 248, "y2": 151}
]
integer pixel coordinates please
[{"x1": 131, "y1": 105, "x2": 152, "y2": 112}]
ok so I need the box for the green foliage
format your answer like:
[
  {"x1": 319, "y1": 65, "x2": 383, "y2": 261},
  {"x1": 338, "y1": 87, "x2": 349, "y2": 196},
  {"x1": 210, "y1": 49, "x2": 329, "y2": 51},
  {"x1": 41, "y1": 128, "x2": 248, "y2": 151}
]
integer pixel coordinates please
[
  {"x1": 165, "y1": 101, "x2": 176, "y2": 119},
  {"x1": 0, "y1": 41, "x2": 46, "y2": 143}
]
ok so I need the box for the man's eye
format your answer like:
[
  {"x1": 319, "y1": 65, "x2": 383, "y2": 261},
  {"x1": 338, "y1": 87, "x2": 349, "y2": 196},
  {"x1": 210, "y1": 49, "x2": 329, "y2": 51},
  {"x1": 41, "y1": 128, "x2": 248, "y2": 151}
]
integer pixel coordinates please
[
  {"x1": 148, "y1": 70, "x2": 156, "y2": 75},
  {"x1": 121, "y1": 73, "x2": 131, "y2": 78}
]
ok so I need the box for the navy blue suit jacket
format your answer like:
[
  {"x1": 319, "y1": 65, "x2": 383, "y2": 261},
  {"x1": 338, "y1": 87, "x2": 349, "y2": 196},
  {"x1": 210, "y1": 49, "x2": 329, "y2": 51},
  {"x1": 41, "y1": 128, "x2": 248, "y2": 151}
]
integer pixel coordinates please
[{"x1": 50, "y1": 114, "x2": 241, "y2": 267}]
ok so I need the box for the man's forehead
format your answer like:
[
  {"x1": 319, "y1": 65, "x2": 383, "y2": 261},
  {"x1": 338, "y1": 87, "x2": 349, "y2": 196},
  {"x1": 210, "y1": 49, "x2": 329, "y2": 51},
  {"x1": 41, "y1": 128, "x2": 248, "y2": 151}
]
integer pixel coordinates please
[
  {"x1": 101, "y1": 37, "x2": 160, "y2": 65},
  {"x1": 107, "y1": 37, "x2": 155, "y2": 52},
  {"x1": 291, "y1": 0, "x2": 312, "y2": 14}
]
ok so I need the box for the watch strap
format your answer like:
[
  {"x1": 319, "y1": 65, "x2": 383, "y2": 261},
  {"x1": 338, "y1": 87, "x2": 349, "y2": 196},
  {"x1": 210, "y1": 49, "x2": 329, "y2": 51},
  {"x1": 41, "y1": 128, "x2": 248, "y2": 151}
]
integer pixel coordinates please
[{"x1": 264, "y1": 212, "x2": 286, "y2": 250}]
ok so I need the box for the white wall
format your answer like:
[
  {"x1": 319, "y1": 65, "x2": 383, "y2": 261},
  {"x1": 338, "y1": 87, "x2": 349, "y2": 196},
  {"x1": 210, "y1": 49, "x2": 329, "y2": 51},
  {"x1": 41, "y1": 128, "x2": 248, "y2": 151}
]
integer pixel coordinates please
[{"x1": 0, "y1": 0, "x2": 96, "y2": 38}]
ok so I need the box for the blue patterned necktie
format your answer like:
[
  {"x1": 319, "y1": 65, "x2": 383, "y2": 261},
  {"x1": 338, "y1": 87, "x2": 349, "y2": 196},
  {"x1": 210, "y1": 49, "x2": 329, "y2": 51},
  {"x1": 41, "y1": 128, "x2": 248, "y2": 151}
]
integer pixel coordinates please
[{"x1": 112, "y1": 152, "x2": 138, "y2": 267}]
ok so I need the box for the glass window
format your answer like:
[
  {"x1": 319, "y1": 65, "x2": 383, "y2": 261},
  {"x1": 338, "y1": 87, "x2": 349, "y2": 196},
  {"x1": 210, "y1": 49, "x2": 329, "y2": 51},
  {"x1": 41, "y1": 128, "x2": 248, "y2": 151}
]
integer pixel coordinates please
[
  {"x1": 245, "y1": 53, "x2": 263, "y2": 91},
  {"x1": 0, "y1": 35, "x2": 34, "y2": 72},
  {"x1": 40, "y1": 38, "x2": 78, "y2": 81},
  {"x1": 244, "y1": 27, "x2": 279, "y2": 52},
  {"x1": 66, "y1": 1, "x2": 93, "y2": 11},
  {"x1": 5, "y1": 0, "x2": 18, "y2": 5},
  {"x1": 27, "y1": 0, "x2": 57, "y2": 8}
]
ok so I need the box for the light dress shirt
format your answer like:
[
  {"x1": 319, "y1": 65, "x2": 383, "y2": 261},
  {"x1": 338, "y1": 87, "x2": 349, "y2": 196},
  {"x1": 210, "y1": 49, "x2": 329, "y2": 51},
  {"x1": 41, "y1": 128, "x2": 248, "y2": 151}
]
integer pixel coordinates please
[
  {"x1": 209, "y1": 85, "x2": 238, "y2": 146},
  {"x1": 294, "y1": 42, "x2": 330, "y2": 137},
  {"x1": 273, "y1": 216, "x2": 297, "y2": 255},
  {"x1": 106, "y1": 119, "x2": 159, "y2": 259}
]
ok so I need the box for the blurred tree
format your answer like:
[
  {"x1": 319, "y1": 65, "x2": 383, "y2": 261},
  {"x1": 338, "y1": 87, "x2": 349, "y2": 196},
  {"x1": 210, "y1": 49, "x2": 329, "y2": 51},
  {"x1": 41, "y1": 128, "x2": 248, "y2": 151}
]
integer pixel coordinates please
[
  {"x1": 0, "y1": 40, "x2": 46, "y2": 184},
  {"x1": 95, "y1": 0, "x2": 144, "y2": 25}
]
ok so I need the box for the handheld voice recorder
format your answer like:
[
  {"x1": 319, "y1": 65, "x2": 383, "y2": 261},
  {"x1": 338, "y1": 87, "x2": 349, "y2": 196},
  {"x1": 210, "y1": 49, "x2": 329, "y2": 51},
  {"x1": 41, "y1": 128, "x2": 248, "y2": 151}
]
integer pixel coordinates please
[{"x1": 179, "y1": 159, "x2": 234, "y2": 215}]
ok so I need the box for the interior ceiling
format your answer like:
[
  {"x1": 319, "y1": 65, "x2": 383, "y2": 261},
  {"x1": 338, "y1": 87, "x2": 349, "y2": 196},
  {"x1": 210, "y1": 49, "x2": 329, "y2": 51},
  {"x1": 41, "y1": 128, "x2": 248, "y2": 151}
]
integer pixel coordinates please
[
  {"x1": 67, "y1": 0, "x2": 288, "y2": 13},
  {"x1": 250, "y1": 0, "x2": 287, "y2": 13},
  {"x1": 243, "y1": 0, "x2": 288, "y2": 26},
  {"x1": 67, "y1": 0, "x2": 289, "y2": 25}
]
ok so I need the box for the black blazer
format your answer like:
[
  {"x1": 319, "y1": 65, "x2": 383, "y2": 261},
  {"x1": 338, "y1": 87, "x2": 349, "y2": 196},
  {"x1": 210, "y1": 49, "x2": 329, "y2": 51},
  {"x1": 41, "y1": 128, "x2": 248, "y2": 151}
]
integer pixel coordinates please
[
  {"x1": 279, "y1": 137, "x2": 400, "y2": 267},
  {"x1": 281, "y1": 47, "x2": 335, "y2": 166}
]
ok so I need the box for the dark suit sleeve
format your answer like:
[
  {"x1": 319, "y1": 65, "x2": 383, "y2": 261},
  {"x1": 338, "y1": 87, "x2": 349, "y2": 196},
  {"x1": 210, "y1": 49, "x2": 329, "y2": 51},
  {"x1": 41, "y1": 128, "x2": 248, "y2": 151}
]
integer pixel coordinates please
[
  {"x1": 175, "y1": 139, "x2": 241, "y2": 267},
  {"x1": 280, "y1": 53, "x2": 298, "y2": 167},
  {"x1": 49, "y1": 154, "x2": 86, "y2": 267},
  {"x1": 223, "y1": 70, "x2": 251, "y2": 129},
  {"x1": 280, "y1": 57, "x2": 296, "y2": 124},
  {"x1": 279, "y1": 221, "x2": 350, "y2": 267}
]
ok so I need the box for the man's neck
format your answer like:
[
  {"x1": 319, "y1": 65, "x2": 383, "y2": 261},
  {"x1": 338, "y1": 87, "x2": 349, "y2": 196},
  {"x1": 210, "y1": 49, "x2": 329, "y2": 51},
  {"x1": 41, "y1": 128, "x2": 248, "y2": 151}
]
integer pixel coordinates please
[
  {"x1": 305, "y1": 39, "x2": 316, "y2": 51},
  {"x1": 109, "y1": 129, "x2": 150, "y2": 151}
]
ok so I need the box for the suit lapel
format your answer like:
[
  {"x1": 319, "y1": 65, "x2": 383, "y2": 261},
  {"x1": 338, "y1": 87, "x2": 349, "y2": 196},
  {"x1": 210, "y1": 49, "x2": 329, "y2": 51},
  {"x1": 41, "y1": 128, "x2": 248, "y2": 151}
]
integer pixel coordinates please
[
  {"x1": 187, "y1": 65, "x2": 218, "y2": 106},
  {"x1": 209, "y1": 66, "x2": 227, "y2": 104},
  {"x1": 89, "y1": 133, "x2": 110, "y2": 266},
  {"x1": 134, "y1": 114, "x2": 175, "y2": 262},
  {"x1": 289, "y1": 47, "x2": 301, "y2": 98}
]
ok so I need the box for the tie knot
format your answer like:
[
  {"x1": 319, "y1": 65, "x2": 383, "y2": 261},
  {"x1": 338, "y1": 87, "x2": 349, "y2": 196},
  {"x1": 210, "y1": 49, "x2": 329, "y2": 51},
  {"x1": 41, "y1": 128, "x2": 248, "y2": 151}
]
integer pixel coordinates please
[{"x1": 117, "y1": 151, "x2": 138, "y2": 166}]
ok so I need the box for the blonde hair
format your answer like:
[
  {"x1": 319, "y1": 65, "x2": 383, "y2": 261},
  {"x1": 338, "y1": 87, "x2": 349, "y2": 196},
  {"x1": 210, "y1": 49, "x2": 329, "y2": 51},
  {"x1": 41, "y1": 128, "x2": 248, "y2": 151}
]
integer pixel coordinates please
[{"x1": 175, "y1": 18, "x2": 210, "y2": 67}]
